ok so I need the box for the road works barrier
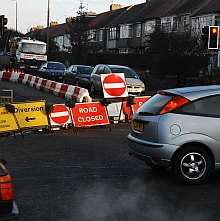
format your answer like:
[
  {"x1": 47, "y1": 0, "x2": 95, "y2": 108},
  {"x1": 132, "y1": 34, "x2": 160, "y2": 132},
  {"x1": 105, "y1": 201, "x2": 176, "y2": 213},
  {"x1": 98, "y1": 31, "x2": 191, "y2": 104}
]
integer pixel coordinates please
[
  {"x1": 0, "y1": 95, "x2": 151, "y2": 134},
  {"x1": 0, "y1": 69, "x2": 91, "y2": 103}
]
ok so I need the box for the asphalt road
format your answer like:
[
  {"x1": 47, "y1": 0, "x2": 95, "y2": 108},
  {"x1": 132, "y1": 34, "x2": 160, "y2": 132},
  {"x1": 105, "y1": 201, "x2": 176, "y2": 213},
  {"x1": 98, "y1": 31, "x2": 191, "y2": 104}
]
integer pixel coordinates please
[
  {"x1": 1, "y1": 80, "x2": 220, "y2": 221},
  {"x1": 0, "y1": 125, "x2": 220, "y2": 221}
]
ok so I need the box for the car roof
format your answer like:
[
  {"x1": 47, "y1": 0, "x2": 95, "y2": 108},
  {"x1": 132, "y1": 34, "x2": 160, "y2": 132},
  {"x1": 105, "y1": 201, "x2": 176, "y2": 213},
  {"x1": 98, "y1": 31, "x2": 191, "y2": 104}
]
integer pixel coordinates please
[
  {"x1": 47, "y1": 61, "x2": 64, "y2": 65},
  {"x1": 162, "y1": 85, "x2": 220, "y2": 100},
  {"x1": 74, "y1": 65, "x2": 93, "y2": 68},
  {"x1": 96, "y1": 64, "x2": 130, "y2": 69}
]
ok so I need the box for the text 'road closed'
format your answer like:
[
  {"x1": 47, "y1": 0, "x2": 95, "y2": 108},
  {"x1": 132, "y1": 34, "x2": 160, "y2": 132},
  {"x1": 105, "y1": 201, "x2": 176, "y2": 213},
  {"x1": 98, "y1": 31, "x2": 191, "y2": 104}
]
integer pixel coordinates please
[{"x1": 71, "y1": 102, "x2": 109, "y2": 127}]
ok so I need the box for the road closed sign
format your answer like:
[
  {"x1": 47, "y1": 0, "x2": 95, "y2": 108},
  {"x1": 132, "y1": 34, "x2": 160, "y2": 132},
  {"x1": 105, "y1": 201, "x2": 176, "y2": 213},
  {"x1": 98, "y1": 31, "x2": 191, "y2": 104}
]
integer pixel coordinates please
[
  {"x1": 13, "y1": 101, "x2": 49, "y2": 129},
  {"x1": 101, "y1": 73, "x2": 128, "y2": 98},
  {"x1": 0, "y1": 106, "x2": 18, "y2": 133},
  {"x1": 71, "y1": 102, "x2": 109, "y2": 127}
]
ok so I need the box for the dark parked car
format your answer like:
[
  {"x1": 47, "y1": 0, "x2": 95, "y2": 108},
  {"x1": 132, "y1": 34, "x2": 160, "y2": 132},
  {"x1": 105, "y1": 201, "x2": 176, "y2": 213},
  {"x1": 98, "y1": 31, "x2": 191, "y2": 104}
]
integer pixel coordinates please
[
  {"x1": 38, "y1": 61, "x2": 66, "y2": 82},
  {"x1": 63, "y1": 65, "x2": 94, "y2": 88},
  {"x1": 0, "y1": 159, "x2": 19, "y2": 220}
]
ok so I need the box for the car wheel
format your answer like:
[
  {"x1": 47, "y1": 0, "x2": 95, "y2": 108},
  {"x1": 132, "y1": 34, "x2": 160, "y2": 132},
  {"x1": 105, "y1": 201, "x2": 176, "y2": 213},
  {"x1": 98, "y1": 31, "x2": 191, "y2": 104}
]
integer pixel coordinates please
[
  {"x1": 171, "y1": 146, "x2": 214, "y2": 184},
  {"x1": 145, "y1": 161, "x2": 166, "y2": 171}
]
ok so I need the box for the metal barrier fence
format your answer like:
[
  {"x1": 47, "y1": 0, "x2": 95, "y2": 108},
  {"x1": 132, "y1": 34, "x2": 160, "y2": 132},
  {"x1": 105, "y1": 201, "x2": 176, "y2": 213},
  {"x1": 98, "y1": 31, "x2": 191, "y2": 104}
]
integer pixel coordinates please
[{"x1": 0, "y1": 89, "x2": 13, "y2": 104}]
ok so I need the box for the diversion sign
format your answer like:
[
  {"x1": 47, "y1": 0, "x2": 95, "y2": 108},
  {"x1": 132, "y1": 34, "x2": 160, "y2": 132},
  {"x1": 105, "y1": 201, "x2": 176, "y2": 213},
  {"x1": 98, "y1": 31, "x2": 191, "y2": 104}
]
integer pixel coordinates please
[
  {"x1": 13, "y1": 101, "x2": 49, "y2": 129},
  {"x1": 0, "y1": 106, "x2": 18, "y2": 133}
]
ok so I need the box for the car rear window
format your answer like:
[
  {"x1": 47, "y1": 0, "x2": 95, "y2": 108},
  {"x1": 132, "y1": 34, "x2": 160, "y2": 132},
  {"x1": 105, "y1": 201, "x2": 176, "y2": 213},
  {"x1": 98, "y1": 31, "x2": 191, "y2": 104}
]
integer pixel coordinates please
[
  {"x1": 175, "y1": 95, "x2": 220, "y2": 117},
  {"x1": 110, "y1": 67, "x2": 139, "y2": 79},
  {"x1": 78, "y1": 66, "x2": 94, "y2": 74},
  {"x1": 137, "y1": 94, "x2": 172, "y2": 115},
  {"x1": 48, "y1": 62, "x2": 65, "y2": 70}
]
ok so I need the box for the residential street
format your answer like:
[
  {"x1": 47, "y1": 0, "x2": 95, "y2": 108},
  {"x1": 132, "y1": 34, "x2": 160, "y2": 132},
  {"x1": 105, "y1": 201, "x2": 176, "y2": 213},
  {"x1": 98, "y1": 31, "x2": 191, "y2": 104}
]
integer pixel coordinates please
[{"x1": 1, "y1": 0, "x2": 220, "y2": 220}]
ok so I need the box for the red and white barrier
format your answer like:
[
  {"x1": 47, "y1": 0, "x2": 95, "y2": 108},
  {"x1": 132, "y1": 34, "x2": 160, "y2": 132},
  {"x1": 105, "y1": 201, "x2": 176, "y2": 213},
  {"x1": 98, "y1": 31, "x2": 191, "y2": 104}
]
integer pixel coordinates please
[{"x1": 0, "y1": 69, "x2": 91, "y2": 103}]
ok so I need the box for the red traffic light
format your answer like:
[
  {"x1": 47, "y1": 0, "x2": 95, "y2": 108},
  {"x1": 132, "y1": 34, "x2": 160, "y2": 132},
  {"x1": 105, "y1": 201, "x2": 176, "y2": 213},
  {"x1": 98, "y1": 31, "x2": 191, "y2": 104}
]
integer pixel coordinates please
[{"x1": 208, "y1": 26, "x2": 219, "y2": 49}]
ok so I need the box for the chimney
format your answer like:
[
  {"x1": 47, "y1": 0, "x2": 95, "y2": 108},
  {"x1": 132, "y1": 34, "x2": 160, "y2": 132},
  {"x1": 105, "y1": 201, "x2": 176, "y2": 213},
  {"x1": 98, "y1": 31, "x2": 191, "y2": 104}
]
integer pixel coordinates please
[{"x1": 110, "y1": 3, "x2": 122, "y2": 11}]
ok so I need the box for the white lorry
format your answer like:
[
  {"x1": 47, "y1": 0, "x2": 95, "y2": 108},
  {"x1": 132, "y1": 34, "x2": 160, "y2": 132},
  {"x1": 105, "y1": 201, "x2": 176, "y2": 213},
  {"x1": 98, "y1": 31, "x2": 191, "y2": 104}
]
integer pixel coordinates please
[{"x1": 9, "y1": 38, "x2": 47, "y2": 71}]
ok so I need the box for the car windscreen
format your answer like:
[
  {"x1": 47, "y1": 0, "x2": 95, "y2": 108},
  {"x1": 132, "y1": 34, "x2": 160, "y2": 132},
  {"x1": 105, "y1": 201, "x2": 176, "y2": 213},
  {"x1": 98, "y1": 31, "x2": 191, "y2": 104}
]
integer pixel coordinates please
[
  {"x1": 21, "y1": 43, "x2": 46, "y2": 55},
  {"x1": 48, "y1": 63, "x2": 65, "y2": 70},
  {"x1": 137, "y1": 94, "x2": 172, "y2": 115},
  {"x1": 110, "y1": 67, "x2": 139, "y2": 79},
  {"x1": 77, "y1": 66, "x2": 94, "y2": 74}
]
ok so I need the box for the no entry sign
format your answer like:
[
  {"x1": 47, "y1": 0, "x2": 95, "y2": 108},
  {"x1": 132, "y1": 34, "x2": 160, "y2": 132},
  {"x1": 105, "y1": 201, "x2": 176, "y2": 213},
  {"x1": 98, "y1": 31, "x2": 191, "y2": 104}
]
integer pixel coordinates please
[
  {"x1": 49, "y1": 104, "x2": 71, "y2": 126},
  {"x1": 101, "y1": 73, "x2": 128, "y2": 98},
  {"x1": 71, "y1": 102, "x2": 109, "y2": 127}
]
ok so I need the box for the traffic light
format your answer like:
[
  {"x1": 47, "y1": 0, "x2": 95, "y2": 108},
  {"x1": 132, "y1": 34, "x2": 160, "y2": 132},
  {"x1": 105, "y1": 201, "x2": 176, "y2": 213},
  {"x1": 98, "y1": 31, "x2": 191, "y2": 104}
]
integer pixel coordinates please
[
  {"x1": 208, "y1": 26, "x2": 219, "y2": 49},
  {"x1": 0, "y1": 15, "x2": 8, "y2": 37}
]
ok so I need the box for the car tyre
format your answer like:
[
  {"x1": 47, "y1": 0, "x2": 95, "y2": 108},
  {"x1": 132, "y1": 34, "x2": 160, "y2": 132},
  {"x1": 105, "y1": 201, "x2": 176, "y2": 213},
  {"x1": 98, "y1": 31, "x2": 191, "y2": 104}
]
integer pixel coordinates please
[{"x1": 171, "y1": 146, "x2": 214, "y2": 184}]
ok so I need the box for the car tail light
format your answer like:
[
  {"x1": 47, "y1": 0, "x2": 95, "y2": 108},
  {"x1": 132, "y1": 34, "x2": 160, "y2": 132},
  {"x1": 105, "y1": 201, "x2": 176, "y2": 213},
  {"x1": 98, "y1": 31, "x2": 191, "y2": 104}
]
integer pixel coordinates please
[
  {"x1": 160, "y1": 95, "x2": 190, "y2": 114},
  {"x1": 0, "y1": 163, "x2": 14, "y2": 201}
]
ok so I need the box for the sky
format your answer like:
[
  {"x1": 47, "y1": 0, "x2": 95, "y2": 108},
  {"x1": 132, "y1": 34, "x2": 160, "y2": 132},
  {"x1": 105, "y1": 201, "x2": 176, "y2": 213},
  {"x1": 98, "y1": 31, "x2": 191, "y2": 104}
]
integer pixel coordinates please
[{"x1": 1, "y1": 0, "x2": 145, "y2": 33}]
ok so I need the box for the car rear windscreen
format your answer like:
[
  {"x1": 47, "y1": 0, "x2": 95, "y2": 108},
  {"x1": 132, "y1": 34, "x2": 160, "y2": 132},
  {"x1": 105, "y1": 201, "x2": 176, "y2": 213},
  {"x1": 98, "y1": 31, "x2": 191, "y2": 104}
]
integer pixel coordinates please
[
  {"x1": 110, "y1": 67, "x2": 139, "y2": 79},
  {"x1": 137, "y1": 94, "x2": 172, "y2": 115},
  {"x1": 78, "y1": 66, "x2": 93, "y2": 74},
  {"x1": 48, "y1": 63, "x2": 65, "y2": 70}
]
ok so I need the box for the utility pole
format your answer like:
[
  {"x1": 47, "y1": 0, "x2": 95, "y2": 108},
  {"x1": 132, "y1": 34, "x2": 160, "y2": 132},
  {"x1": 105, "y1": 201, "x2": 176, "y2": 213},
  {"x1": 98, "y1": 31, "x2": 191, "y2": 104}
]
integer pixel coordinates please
[
  {"x1": 11, "y1": 0, "x2": 17, "y2": 32},
  {"x1": 15, "y1": 0, "x2": 17, "y2": 32},
  {"x1": 47, "y1": 0, "x2": 50, "y2": 52}
]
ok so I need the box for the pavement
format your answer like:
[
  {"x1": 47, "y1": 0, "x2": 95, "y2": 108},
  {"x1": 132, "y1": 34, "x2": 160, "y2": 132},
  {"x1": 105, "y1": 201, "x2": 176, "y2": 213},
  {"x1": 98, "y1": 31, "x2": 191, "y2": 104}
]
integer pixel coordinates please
[{"x1": 1, "y1": 79, "x2": 220, "y2": 221}]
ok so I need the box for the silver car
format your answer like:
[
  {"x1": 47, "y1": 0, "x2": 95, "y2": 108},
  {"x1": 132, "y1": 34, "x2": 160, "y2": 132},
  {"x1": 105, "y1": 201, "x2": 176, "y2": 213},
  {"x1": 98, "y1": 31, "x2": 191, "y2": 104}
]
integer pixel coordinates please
[
  {"x1": 90, "y1": 64, "x2": 145, "y2": 96},
  {"x1": 128, "y1": 85, "x2": 220, "y2": 184}
]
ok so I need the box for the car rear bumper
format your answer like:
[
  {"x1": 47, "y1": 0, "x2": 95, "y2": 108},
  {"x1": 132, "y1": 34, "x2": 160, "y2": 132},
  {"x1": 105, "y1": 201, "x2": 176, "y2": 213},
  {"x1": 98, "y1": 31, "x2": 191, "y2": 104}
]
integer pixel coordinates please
[
  {"x1": 128, "y1": 133, "x2": 179, "y2": 167},
  {"x1": 0, "y1": 201, "x2": 19, "y2": 221}
]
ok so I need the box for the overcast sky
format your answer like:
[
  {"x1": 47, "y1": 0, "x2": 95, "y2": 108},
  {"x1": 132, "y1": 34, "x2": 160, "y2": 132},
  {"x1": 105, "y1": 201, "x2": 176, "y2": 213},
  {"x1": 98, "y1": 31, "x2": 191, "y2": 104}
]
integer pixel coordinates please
[{"x1": 1, "y1": 0, "x2": 145, "y2": 33}]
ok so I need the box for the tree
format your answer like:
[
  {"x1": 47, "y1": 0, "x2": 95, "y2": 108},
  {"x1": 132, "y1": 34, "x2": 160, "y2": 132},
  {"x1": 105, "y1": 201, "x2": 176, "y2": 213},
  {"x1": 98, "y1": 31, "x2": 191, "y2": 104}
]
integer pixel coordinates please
[
  {"x1": 69, "y1": 2, "x2": 91, "y2": 64},
  {"x1": 0, "y1": 29, "x2": 24, "y2": 53},
  {"x1": 144, "y1": 29, "x2": 210, "y2": 86}
]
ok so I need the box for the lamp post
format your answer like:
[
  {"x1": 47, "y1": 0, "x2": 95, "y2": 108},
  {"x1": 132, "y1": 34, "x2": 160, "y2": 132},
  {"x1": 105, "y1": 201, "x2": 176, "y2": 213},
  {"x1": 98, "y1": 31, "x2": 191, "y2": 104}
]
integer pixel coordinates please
[
  {"x1": 47, "y1": 0, "x2": 50, "y2": 52},
  {"x1": 12, "y1": 0, "x2": 18, "y2": 32}
]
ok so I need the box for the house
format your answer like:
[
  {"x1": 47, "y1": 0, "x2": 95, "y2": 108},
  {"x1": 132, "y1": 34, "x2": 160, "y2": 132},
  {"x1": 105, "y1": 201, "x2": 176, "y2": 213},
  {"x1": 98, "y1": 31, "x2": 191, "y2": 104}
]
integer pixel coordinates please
[
  {"x1": 87, "y1": 4, "x2": 129, "y2": 53},
  {"x1": 87, "y1": 0, "x2": 220, "y2": 57}
]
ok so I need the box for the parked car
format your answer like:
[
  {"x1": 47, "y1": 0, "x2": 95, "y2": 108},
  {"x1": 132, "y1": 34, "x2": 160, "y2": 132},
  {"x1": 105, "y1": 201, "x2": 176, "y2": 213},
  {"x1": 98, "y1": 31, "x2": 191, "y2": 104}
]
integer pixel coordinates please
[
  {"x1": 90, "y1": 64, "x2": 145, "y2": 96},
  {"x1": 0, "y1": 159, "x2": 19, "y2": 220},
  {"x1": 38, "y1": 61, "x2": 66, "y2": 82},
  {"x1": 128, "y1": 85, "x2": 220, "y2": 184},
  {"x1": 63, "y1": 65, "x2": 94, "y2": 88}
]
